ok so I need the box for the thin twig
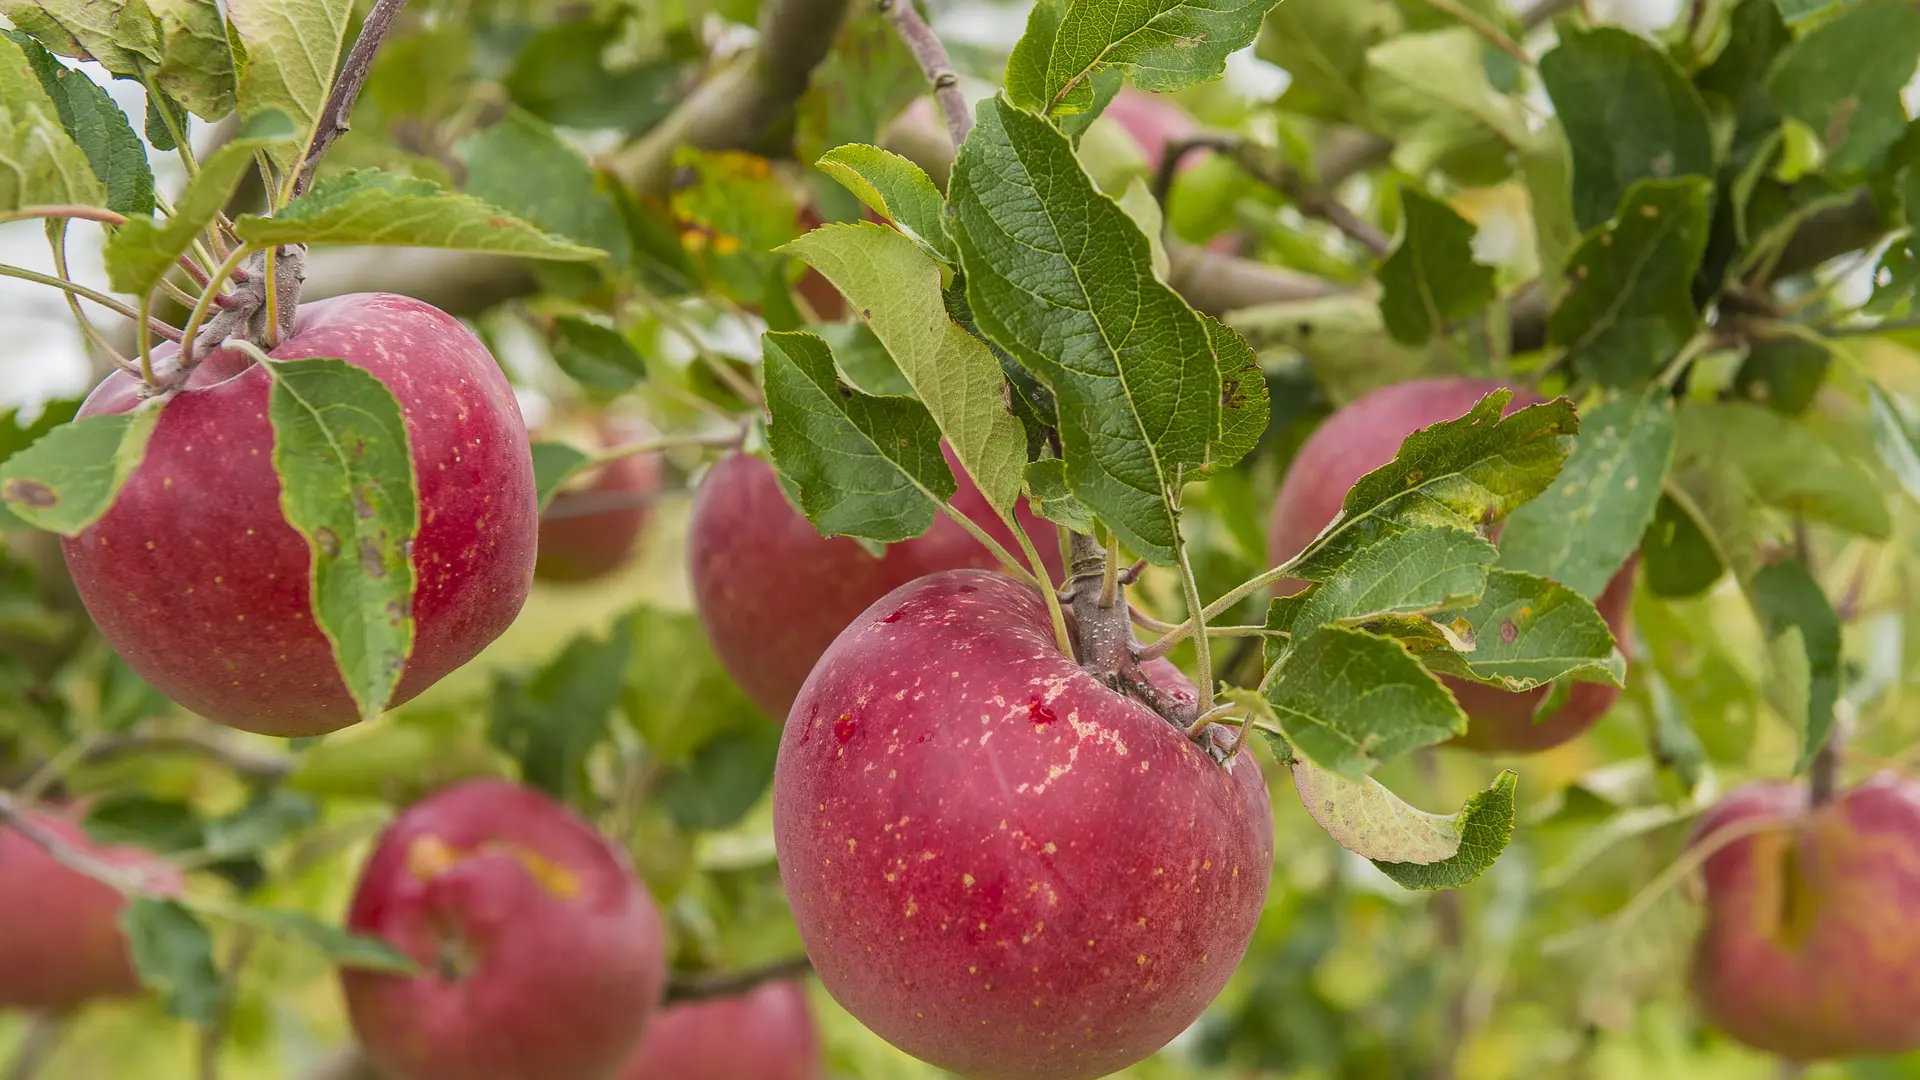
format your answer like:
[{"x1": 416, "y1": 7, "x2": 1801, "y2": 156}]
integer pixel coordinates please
[
  {"x1": 44, "y1": 221, "x2": 137, "y2": 376},
  {"x1": 879, "y1": 0, "x2": 971, "y2": 147},
  {"x1": 0, "y1": 791, "x2": 155, "y2": 894},
  {"x1": 1154, "y1": 135, "x2": 1391, "y2": 257},
  {"x1": 0, "y1": 264, "x2": 184, "y2": 342},
  {"x1": 1408, "y1": 0, "x2": 1531, "y2": 64},
  {"x1": 83, "y1": 731, "x2": 291, "y2": 784},
  {"x1": 294, "y1": 0, "x2": 412, "y2": 199},
  {"x1": 0, "y1": 205, "x2": 128, "y2": 228},
  {"x1": 664, "y1": 955, "x2": 814, "y2": 1003},
  {"x1": 1, "y1": 1015, "x2": 65, "y2": 1080}
]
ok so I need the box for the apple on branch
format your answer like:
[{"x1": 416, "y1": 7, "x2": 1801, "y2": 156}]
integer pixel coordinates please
[{"x1": 617, "y1": 979, "x2": 820, "y2": 1080}]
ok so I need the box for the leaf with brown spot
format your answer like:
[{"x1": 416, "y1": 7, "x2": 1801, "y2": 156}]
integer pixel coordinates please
[
  {"x1": 0, "y1": 405, "x2": 162, "y2": 535},
  {"x1": 1421, "y1": 569, "x2": 1624, "y2": 692}
]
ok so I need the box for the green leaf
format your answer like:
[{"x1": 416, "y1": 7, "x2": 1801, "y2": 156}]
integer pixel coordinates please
[
  {"x1": 150, "y1": 0, "x2": 235, "y2": 119},
  {"x1": 0, "y1": 30, "x2": 106, "y2": 211},
  {"x1": 783, "y1": 222, "x2": 1025, "y2": 516},
  {"x1": 488, "y1": 618, "x2": 633, "y2": 802},
  {"x1": 120, "y1": 898, "x2": 220, "y2": 1024},
  {"x1": 289, "y1": 708, "x2": 513, "y2": 802},
  {"x1": 1423, "y1": 569, "x2": 1626, "y2": 691},
  {"x1": 144, "y1": 86, "x2": 186, "y2": 150},
  {"x1": 0, "y1": 0, "x2": 160, "y2": 76},
  {"x1": 550, "y1": 315, "x2": 648, "y2": 392},
  {"x1": 1372, "y1": 770, "x2": 1518, "y2": 890},
  {"x1": 1870, "y1": 382, "x2": 1920, "y2": 508},
  {"x1": 1202, "y1": 313, "x2": 1268, "y2": 471},
  {"x1": 1292, "y1": 757, "x2": 1517, "y2": 888},
  {"x1": 1774, "y1": 0, "x2": 1847, "y2": 22},
  {"x1": 761, "y1": 330, "x2": 951, "y2": 543},
  {"x1": 1035, "y1": 0, "x2": 1282, "y2": 114},
  {"x1": 1006, "y1": 0, "x2": 1067, "y2": 112},
  {"x1": 1363, "y1": 28, "x2": 1526, "y2": 185},
  {"x1": 948, "y1": 96, "x2": 1218, "y2": 564},
  {"x1": 1377, "y1": 187, "x2": 1496, "y2": 345},
  {"x1": 1264, "y1": 625, "x2": 1467, "y2": 778},
  {"x1": 1675, "y1": 400, "x2": 1890, "y2": 539},
  {"x1": 1752, "y1": 557, "x2": 1840, "y2": 771},
  {"x1": 1546, "y1": 177, "x2": 1712, "y2": 388},
  {"x1": 1114, "y1": 176, "x2": 1171, "y2": 280},
  {"x1": 1733, "y1": 338, "x2": 1831, "y2": 414},
  {"x1": 103, "y1": 109, "x2": 298, "y2": 295},
  {"x1": 5, "y1": 30, "x2": 152, "y2": 215},
  {"x1": 231, "y1": 907, "x2": 415, "y2": 973},
  {"x1": 655, "y1": 720, "x2": 781, "y2": 831},
  {"x1": 1766, "y1": 0, "x2": 1920, "y2": 174},
  {"x1": 670, "y1": 147, "x2": 803, "y2": 305},
  {"x1": 621, "y1": 606, "x2": 770, "y2": 762},
  {"x1": 0, "y1": 406, "x2": 161, "y2": 535},
  {"x1": 1538, "y1": 27, "x2": 1716, "y2": 232},
  {"x1": 226, "y1": 0, "x2": 353, "y2": 170},
  {"x1": 234, "y1": 169, "x2": 606, "y2": 261},
  {"x1": 1271, "y1": 526, "x2": 1499, "y2": 641},
  {"x1": 83, "y1": 793, "x2": 205, "y2": 853},
  {"x1": 816, "y1": 144, "x2": 954, "y2": 262},
  {"x1": 460, "y1": 109, "x2": 631, "y2": 266},
  {"x1": 264, "y1": 357, "x2": 419, "y2": 721},
  {"x1": 1641, "y1": 490, "x2": 1724, "y2": 597},
  {"x1": 203, "y1": 789, "x2": 317, "y2": 858},
  {"x1": 1499, "y1": 388, "x2": 1675, "y2": 600},
  {"x1": 1290, "y1": 391, "x2": 1578, "y2": 582},
  {"x1": 530, "y1": 442, "x2": 591, "y2": 513},
  {"x1": 1024, "y1": 457, "x2": 1096, "y2": 532},
  {"x1": 1255, "y1": 0, "x2": 1392, "y2": 124},
  {"x1": 811, "y1": 321, "x2": 914, "y2": 397},
  {"x1": 504, "y1": 18, "x2": 687, "y2": 135}
]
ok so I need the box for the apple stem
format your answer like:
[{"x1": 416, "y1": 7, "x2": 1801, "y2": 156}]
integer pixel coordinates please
[
  {"x1": 1063, "y1": 532, "x2": 1201, "y2": 732},
  {"x1": 878, "y1": 0, "x2": 972, "y2": 148}
]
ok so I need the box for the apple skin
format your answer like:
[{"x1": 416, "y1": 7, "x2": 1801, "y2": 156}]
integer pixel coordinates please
[
  {"x1": 617, "y1": 980, "x2": 820, "y2": 1080},
  {"x1": 773, "y1": 569, "x2": 1273, "y2": 1080},
  {"x1": 341, "y1": 779, "x2": 667, "y2": 1080},
  {"x1": 688, "y1": 449, "x2": 1066, "y2": 719},
  {"x1": 0, "y1": 808, "x2": 183, "y2": 1011},
  {"x1": 61, "y1": 293, "x2": 538, "y2": 738},
  {"x1": 536, "y1": 422, "x2": 662, "y2": 583},
  {"x1": 1689, "y1": 775, "x2": 1920, "y2": 1060},
  {"x1": 1265, "y1": 376, "x2": 1634, "y2": 754}
]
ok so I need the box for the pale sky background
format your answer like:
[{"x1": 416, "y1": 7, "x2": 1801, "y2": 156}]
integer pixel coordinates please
[{"x1": 0, "y1": 0, "x2": 1858, "y2": 420}]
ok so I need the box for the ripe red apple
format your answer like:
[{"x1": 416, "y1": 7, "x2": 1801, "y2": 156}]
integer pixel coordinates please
[
  {"x1": 0, "y1": 806, "x2": 183, "y2": 1011},
  {"x1": 1689, "y1": 774, "x2": 1920, "y2": 1060},
  {"x1": 61, "y1": 293, "x2": 538, "y2": 738},
  {"x1": 773, "y1": 569, "x2": 1273, "y2": 1080},
  {"x1": 342, "y1": 779, "x2": 666, "y2": 1080},
  {"x1": 617, "y1": 979, "x2": 819, "y2": 1080},
  {"x1": 688, "y1": 449, "x2": 1065, "y2": 719},
  {"x1": 535, "y1": 418, "x2": 662, "y2": 583},
  {"x1": 1266, "y1": 377, "x2": 1634, "y2": 754}
]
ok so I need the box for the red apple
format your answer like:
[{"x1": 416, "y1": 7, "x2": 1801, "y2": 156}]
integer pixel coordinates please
[
  {"x1": 60, "y1": 293, "x2": 538, "y2": 738},
  {"x1": 536, "y1": 418, "x2": 662, "y2": 583},
  {"x1": 1266, "y1": 377, "x2": 1634, "y2": 754},
  {"x1": 688, "y1": 449, "x2": 1065, "y2": 719},
  {"x1": 342, "y1": 779, "x2": 666, "y2": 1080},
  {"x1": 773, "y1": 569, "x2": 1273, "y2": 1080},
  {"x1": 617, "y1": 979, "x2": 819, "y2": 1080},
  {"x1": 0, "y1": 807, "x2": 183, "y2": 1011},
  {"x1": 1689, "y1": 775, "x2": 1920, "y2": 1060}
]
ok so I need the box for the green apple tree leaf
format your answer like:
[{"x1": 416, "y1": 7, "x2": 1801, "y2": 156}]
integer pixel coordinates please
[
  {"x1": 1500, "y1": 387, "x2": 1676, "y2": 600},
  {"x1": 1289, "y1": 390, "x2": 1577, "y2": 582},
  {"x1": 459, "y1": 109, "x2": 632, "y2": 266},
  {"x1": 783, "y1": 222, "x2": 1025, "y2": 515},
  {"x1": 232, "y1": 907, "x2": 416, "y2": 974},
  {"x1": 120, "y1": 898, "x2": 220, "y2": 1024},
  {"x1": 1269, "y1": 526, "x2": 1498, "y2": 640},
  {"x1": 1377, "y1": 187, "x2": 1496, "y2": 345},
  {"x1": 489, "y1": 618, "x2": 633, "y2": 803},
  {"x1": 1869, "y1": 382, "x2": 1920, "y2": 509},
  {"x1": 655, "y1": 719, "x2": 782, "y2": 831},
  {"x1": 235, "y1": 169, "x2": 607, "y2": 260},
  {"x1": 1264, "y1": 624, "x2": 1468, "y2": 779},
  {"x1": 1421, "y1": 570, "x2": 1625, "y2": 691},
  {"x1": 1017, "y1": 0, "x2": 1282, "y2": 115},
  {"x1": 1024, "y1": 458, "x2": 1097, "y2": 533},
  {"x1": 1641, "y1": 490, "x2": 1725, "y2": 597},
  {"x1": 1676, "y1": 400, "x2": 1890, "y2": 539},
  {"x1": 0, "y1": 0, "x2": 159, "y2": 76},
  {"x1": 150, "y1": 0, "x2": 235, "y2": 119},
  {"x1": 104, "y1": 109, "x2": 298, "y2": 295},
  {"x1": 1363, "y1": 29, "x2": 1526, "y2": 185},
  {"x1": 264, "y1": 357, "x2": 418, "y2": 722},
  {"x1": 0, "y1": 30, "x2": 107, "y2": 211},
  {"x1": 549, "y1": 316, "x2": 648, "y2": 391},
  {"x1": 0, "y1": 405, "x2": 161, "y2": 534},
  {"x1": 1546, "y1": 177, "x2": 1712, "y2": 388},
  {"x1": 1539, "y1": 26, "x2": 1715, "y2": 231},
  {"x1": 1752, "y1": 556, "x2": 1840, "y2": 772},
  {"x1": 1255, "y1": 0, "x2": 1391, "y2": 124},
  {"x1": 226, "y1": 0, "x2": 353, "y2": 170},
  {"x1": 815, "y1": 144, "x2": 953, "y2": 262},
  {"x1": 762, "y1": 329, "x2": 953, "y2": 543},
  {"x1": 1292, "y1": 757, "x2": 1519, "y2": 889},
  {"x1": 6, "y1": 30, "x2": 152, "y2": 215},
  {"x1": 1766, "y1": 0, "x2": 1920, "y2": 174},
  {"x1": 1203, "y1": 313, "x2": 1269, "y2": 471},
  {"x1": 1372, "y1": 770, "x2": 1518, "y2": 890},
  {"x1": 948, "y1": 95, "x2": 1219, "y2": 564}
]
